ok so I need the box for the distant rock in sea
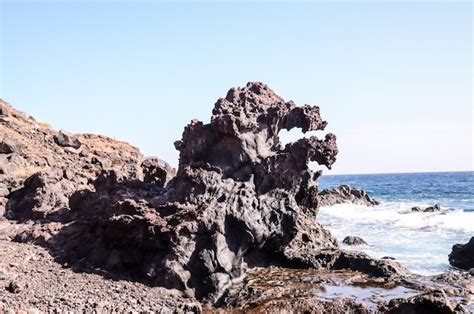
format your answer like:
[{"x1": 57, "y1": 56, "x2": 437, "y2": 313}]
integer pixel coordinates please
[
  {"x1": 318, "y1": 184, "x2": 380, "y2": 207},
  {"x1": 343, "y1": 236, "x2": 367, "y2": 245},
  {"x1": 411, "y1": 203, "x2": 442, "y2": 213}
]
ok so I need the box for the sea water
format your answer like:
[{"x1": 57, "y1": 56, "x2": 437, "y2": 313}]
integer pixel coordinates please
[{"x1": 318, "y1": 171, "x2": 473, "y2": 275}]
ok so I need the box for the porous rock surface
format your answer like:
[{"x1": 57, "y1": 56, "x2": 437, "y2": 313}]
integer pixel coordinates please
[
  {"x1": 318, "y1": 184, "x2": 380, "y2": 207},
  {"x1": 0, "y1": 84, "x2": 471, "y2": 312},
  {"x1": 44, "y1": 82, "x2": 344, "y2": 302}
]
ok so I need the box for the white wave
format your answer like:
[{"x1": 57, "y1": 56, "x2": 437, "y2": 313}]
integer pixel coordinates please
[
  {"x1": 319, "y1": 202, "x2": 474, "y2": 233},
  {"x1": 318, "y1": 201, "x2": 474, "y2": 275}
]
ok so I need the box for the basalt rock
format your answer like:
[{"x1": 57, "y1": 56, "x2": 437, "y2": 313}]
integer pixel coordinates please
[
  {"x1": 141, "y1": 157, "x2": 176, "y2": 187},
  {"x1": 5, "y1": 169, "x2": 87, "y2": 221},
  {"x1": 318, "y1": 184, "x2": 380, "y2": 207},
  {"x1": 383, "y1": 290, "x2": 467, "y2": 313},
  {"x1": 448, "y1": 237, "x2": 474, "y2": 270},
  {"x1": 54, "y1": 82, "x2": 340, "y2": 302}
]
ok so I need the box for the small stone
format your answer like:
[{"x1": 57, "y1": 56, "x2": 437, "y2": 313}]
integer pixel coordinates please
[{"x1": 6, "y1": 280, "x2": 22, "y2": 293}]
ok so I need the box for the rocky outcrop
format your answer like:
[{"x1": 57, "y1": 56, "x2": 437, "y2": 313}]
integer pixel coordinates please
[
  {"x1": 1, "y1": 83, "x2": 343, "y2": 302},
  {"x1": 0, "y1": 84, "x2": 470, "y2": 312},
  {"x1": 343, "y1": 236, "x2": 368, "y2": 245},
  {"x1": 0, "y1": 99, "x2": 159, "y2": 218},
  {"x1": 448, "y1": 237, "x2": 474, "y2": 270},
  {"x1": 318, "y1": 184, "x2": 380, "y2": 207},
  {"x1": 36, "y1": 82, "x2": 342, "y2": 302}
]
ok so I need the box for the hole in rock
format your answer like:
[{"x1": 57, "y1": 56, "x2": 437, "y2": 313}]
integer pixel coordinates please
[{"x1": 278, "y1": 128, "x2": 324, "y2": 147}]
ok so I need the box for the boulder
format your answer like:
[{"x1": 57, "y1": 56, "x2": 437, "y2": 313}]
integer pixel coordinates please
[
  {"x1": 318, "y1": 184, "x2": 379, "y2": 207},
  {"x1": 448, "y1": 237, "x2": 474, "y2": 270},
  {"x1": 332, "y1": 251, "x2": 408, "y2": 278},
  {"x1": 0, "y1": 138, "x2": 20, "y2": 154},
  {"x1": 53, "y1": 131, "x2": 81, "y2": 149},
  {"x1": 5, "y1": 169, "x2": 86, "y2": 221},
  {"x1": 343, "y1": 236, "x2": 367, "y2": 245}
]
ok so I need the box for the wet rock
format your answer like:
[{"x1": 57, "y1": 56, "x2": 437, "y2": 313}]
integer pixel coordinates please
[
  {"x1": 141, "y1": 157, "x2": 175, "y2": 187},
  {"x1": 411, "y1": 203, "x2": 442, "y2": 213},
  {"x1": 333, "y1": 251, "x2": 408, "y2": 278},
  {"x1": 318, "y1": 185, "x2": 379, "y2": 207},
  {"x1": 343, "y1": 236, "x2": 367, "y2": 246},
  {"x1": 448, "y1": 237, "x2": 474, "y2": 270},
  {"x1": 383, "y1": 290, "x2": 466, "y2": 313},
  {"x1": 53, "y1": 131, "x2": 81, "y2": 149}
]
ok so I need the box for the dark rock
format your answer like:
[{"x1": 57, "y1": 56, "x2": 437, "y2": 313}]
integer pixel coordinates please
[
  {"x1": 411, "y1": 203, "x2": 442, "y2": 213},
  {"x1": 6, "y1": 169, "x2": 85, "y2": 221},
  {"x1": 44, "y1": 82, "x2": 339, "y2": 302},
  {"x1": 343, "y1": 236, "x2": 367, "y2": 246},
  {"x1": 53, "y1": 131, "x2": 81, "y2": 149},
  {"x1": 5, "y1": 280, "x2": 22, "y2": 294},
  {"x1": 448, "y1": 237, "x2": 474, "y2": 270},
  {"x1": 91, "y1": 156, "x2": 112, "y2": 170},
  {"x1": 332, "y1": 251, "x2": 408, "y2": 278},
  {"x1": 383, "y1": 290, "x2": 466, "y2": 313},
  {"x1": 318, "y1": 184, "x2": 379, "y2": 207},
  {"x1": 141, "y1": 157, "x2": 175, "y2": 187},
  {"x1": 0, "y1": 138, "x2": 20, "y2": 154}
]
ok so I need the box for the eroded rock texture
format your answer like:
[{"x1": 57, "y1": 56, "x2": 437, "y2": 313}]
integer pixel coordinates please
[
  {"x1": 1, "y1": 84, "x2": 471, "y2": 312},
  {"x1": 57, "y1": 82, "x2": 343, "y2": 302}
]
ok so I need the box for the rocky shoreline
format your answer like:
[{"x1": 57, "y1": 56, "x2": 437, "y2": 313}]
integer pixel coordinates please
[{"x1": 0, "y1": 83, "x2": 472, "y2": 312}]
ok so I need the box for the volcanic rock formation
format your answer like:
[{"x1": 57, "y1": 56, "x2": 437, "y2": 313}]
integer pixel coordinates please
[
  {"x1": 1, "y1": 84, "x2": 472, "y2": 312},
  {"x1": 52, "y1": 82, "x2": 347, "y2": 302},
  {"x1": 2, "y1": 83, "x2": 404, "y2": 303}
]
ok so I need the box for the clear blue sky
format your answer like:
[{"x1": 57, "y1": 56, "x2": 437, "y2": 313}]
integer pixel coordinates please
[{"x1": 1, "y1": 1, "x2": 472, "y2": 174}]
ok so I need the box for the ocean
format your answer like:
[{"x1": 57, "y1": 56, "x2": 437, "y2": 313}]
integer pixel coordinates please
[{"x1": 318, "y1": 171, "x2": 473, "y2": 275}]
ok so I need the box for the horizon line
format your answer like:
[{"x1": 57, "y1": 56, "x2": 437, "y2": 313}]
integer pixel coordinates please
[{"x1": 322, "y1": 170, "x2": 473, "y2": 176}]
